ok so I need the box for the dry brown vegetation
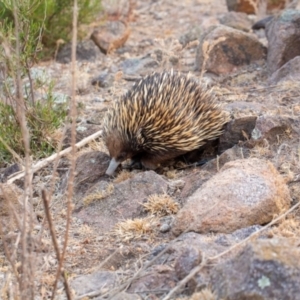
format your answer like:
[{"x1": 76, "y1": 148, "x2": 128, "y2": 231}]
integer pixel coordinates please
[{"x1": 143, "y1": 193, "x2": 180, "y2": 216}]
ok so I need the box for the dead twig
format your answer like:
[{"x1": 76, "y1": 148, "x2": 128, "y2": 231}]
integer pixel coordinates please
[
  {"x1": 50, "y1": 1, "x2": 78, "y2": 299},
  {"x1": 42, "y1": 190, "x2": 72, "y2": 300},
  {"x1": 7, "y1": 129, "x2": 103, "y2": 184},
  {"x1": 12, "y1": 1, "x2": 35, "y2": 297}
]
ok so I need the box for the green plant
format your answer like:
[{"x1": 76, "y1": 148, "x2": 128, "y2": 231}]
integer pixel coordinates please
[
  {"x1": 0, "y1": 83, "x2": 68, "y2": 164},
  {"x1": 0, "y1": 0, "x2": 102, "y2": 60}
]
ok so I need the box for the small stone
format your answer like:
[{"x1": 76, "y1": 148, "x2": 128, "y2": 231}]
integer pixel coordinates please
[
  {"x1": 91, "y1": 21, "x2": 130, "y2": 55},
  {"x1": 150, "y1": 244, "x2": 167, "y2": 257},
  {"x1": 120, "y1": 55, "x2": 158, "y2": 76},
  {"x1": 91, "y1": 71, "x2": 114, "y2": 88},
  {"x1": 159, "y1": 223, "x2": 171, "y2": 233},
  {"x1": 92, "y1": 97, "x2": 107, "y2": 103},
  {"x1": 195, "y1": 25, "x2": 267, "y2": 75}
]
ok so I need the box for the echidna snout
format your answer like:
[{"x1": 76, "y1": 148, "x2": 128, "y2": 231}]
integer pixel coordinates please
[
  {"x1": 106, "y1": 157, "x2": 121, "y2": 175},
  {"x1": 104, "y1": 132, "x2": 136, "y2": 175}
]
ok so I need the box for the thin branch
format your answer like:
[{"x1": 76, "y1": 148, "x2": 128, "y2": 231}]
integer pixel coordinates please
[
  {"x1": 42, "y1": 190, "x2": 72, "y2": 300},
  {"x1": 50, "y1": 0, "x2": 78, "y2": 299},
  {"x1": 12, "y1": 1, "x2": 34, "y2": 298},
  {"x1": 7, "y1": 129, "x2": 103, "y2": 184}
]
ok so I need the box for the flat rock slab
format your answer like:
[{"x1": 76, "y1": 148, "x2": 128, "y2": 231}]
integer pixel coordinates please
[
  {"x1": 172, "y1": 158, "x2": 291, "y2": 235},
  {"x1": 195, "y1": 25, "x2": 266, "y2": 74},
  {"x1": 266, "y1": 9, "x2": 300, "y2": 75},
  {"x1": 211, "y1": 237, "x2": 300, "y2": 300},
  {"x1": 251, "y1": 115, "x2": 299, "y2": 143},
  {"x1": 71, "y1": 271, "x2": 117, "y2": 298},
  {"x1": 74, "y1": 171, "x2": 168, "y2": 232}
]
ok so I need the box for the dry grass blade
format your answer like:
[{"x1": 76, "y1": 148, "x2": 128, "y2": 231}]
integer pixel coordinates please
[
  {"x1": 113, "y1": 170, "x2": 134, "y2": 183},
  {"x1": 83, "y1": 184, "x2": 114, "y2": 206}
]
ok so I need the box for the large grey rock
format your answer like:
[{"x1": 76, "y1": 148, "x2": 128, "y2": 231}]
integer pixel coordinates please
[
  {"x1": 56, "y1": 40, "x2": 103, "y2": 64},
  {"x1": 251, "y1": 115, "x2": 299, "y2": 143},
  {"x1": 195, "y1": 25, "x2": 267, "y2": 75},
  {"x1": 266, "y1": 9, "x2": 300, "y2": 75},
  {"x1": 268, "y1": 56, "x2": 300, "y2": 84},
  {"x1": 74, "y1": 171, "x2": 169, "y2": 232},
  {"x1": 172, "y1": 158, "x2": 291, "y2": 235},
  {"x1": 219, "y1": 116, "x2": 257, "y2": 152},
  {"x1": 211, "y1": 238, "x2": 300, "y2": 300}
]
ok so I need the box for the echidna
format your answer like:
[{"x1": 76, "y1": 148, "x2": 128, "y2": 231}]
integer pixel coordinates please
[{"x1": 102, "y1": 71, "x2": 230, "y2": 175}]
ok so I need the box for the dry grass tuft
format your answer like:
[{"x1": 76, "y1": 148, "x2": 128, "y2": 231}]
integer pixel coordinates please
[
  {"x1": 249, "y1": 141, "x2": 271, "y2": 157},
  {"x1": 113, "y1": 170, "x2": 134, "y2": 183},
  {"x1": 83, "y1": 183, "x2": 114, "y2": 206},
  {"x1": 143, "y1": 194, "x2": 179, "y2": 216},
  {"x1": 164, "y1": 169, "x2": 178, "y2": 179},
  {"x1": 112, "y1": 217, "x2": 158, "y2": 241},
  {"x1": 269, "y1": 218, "x2": 300, "y2": 238}
]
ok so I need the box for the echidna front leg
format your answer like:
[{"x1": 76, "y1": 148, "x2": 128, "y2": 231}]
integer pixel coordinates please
[
  {"x1": 128, "y1": 153, "x2": 158, "y2": 170},
  {"x1": 140, "y1": 156, "x2": 160, "y2": 170},
  {"x1": 139, "y1": 151, "x2": 185, "y2": 170}
]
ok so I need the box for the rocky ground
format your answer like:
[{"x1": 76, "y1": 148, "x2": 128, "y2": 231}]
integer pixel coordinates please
[{"x1": 1, "y1": 0, "x2": 300, "y2": 299}]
